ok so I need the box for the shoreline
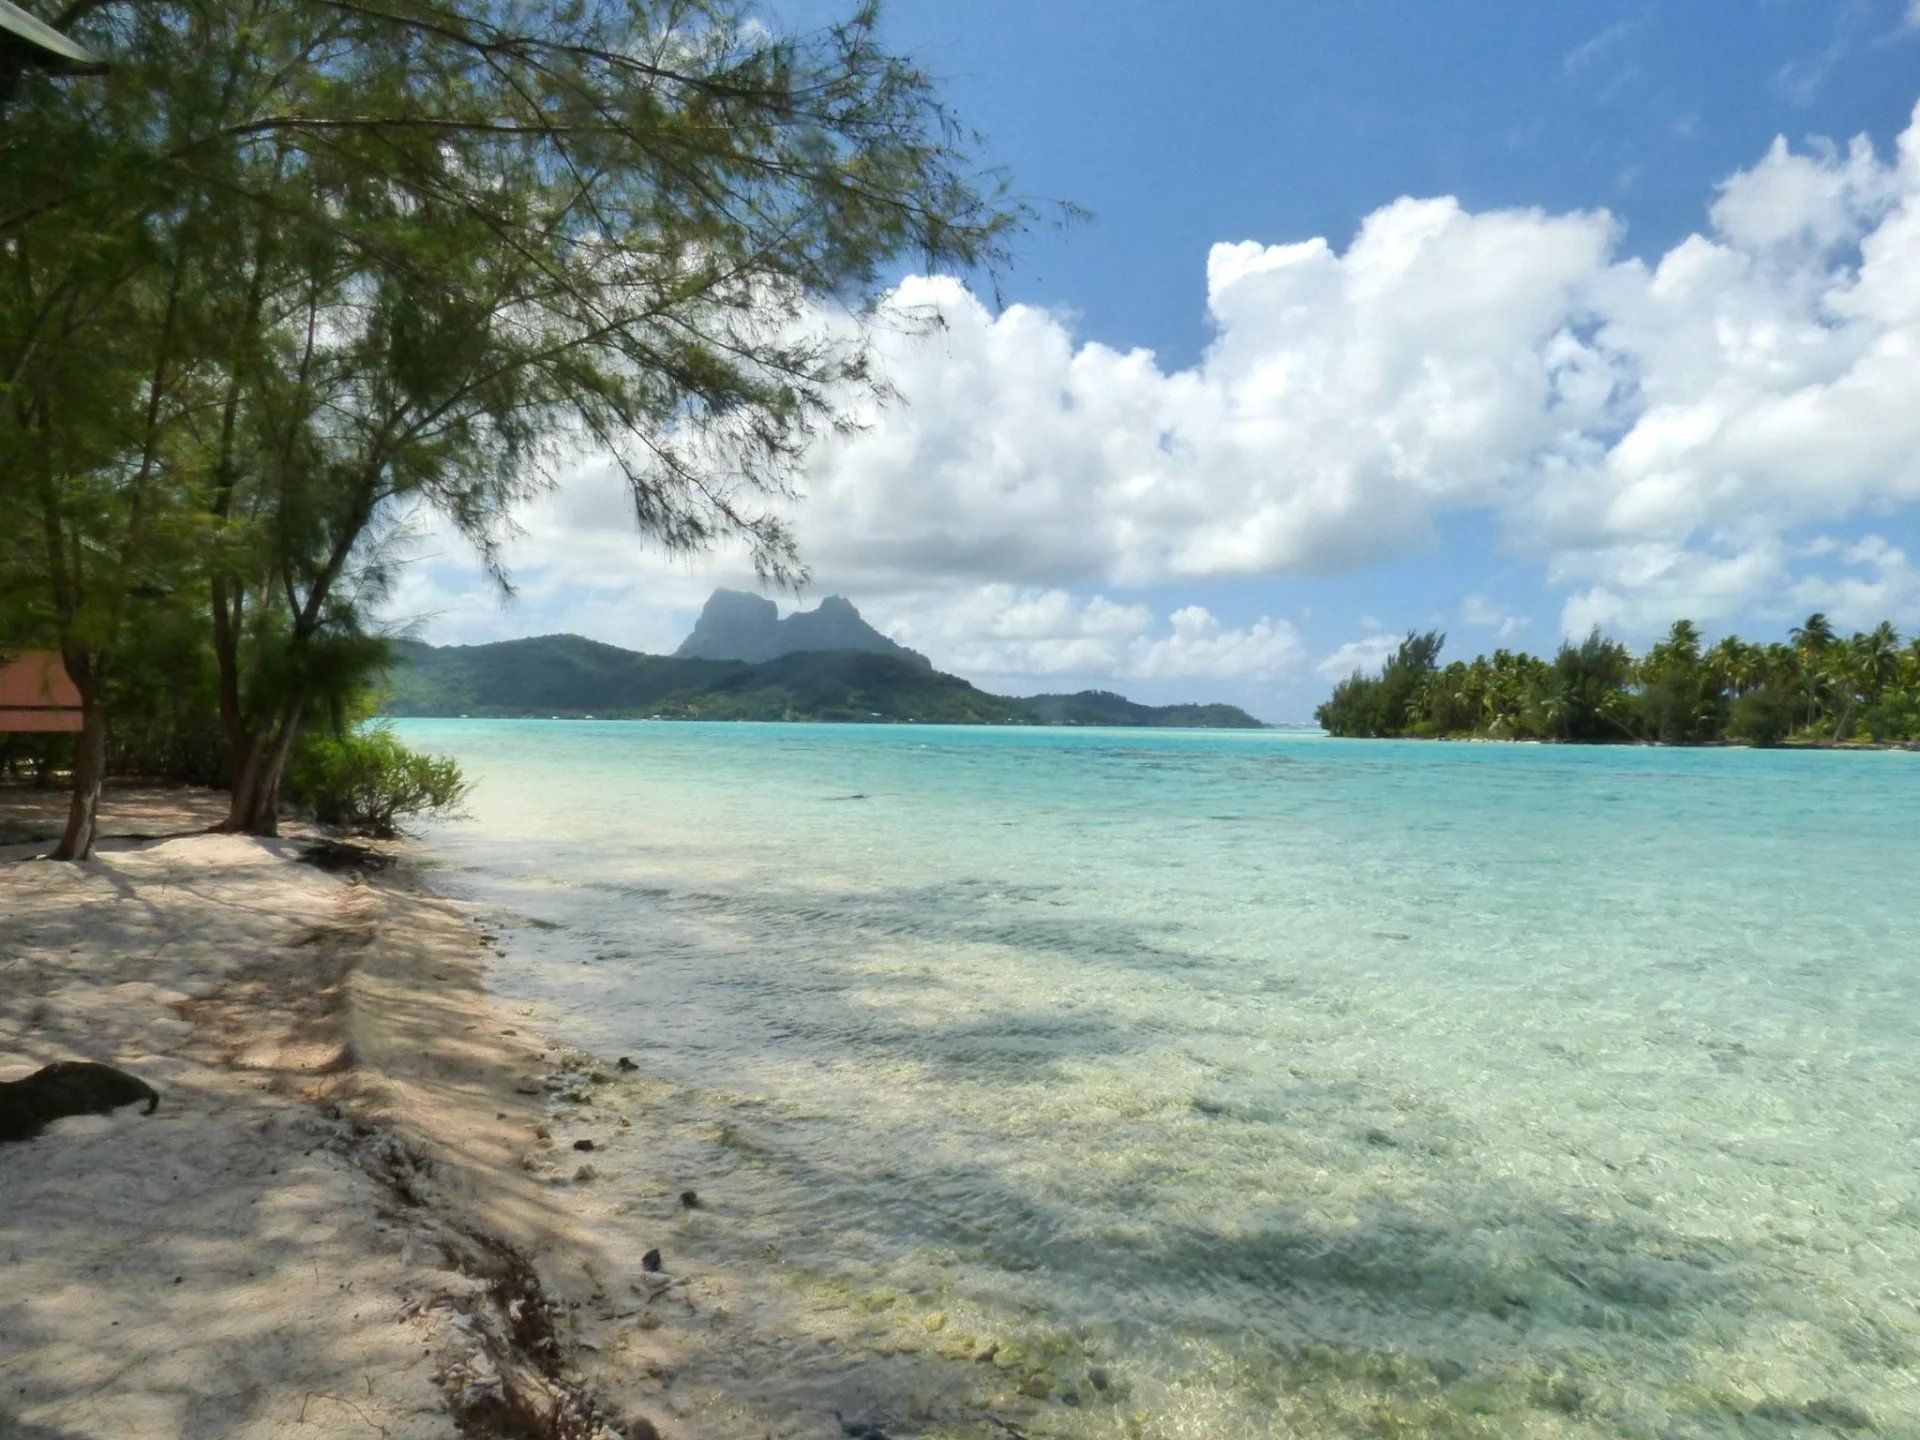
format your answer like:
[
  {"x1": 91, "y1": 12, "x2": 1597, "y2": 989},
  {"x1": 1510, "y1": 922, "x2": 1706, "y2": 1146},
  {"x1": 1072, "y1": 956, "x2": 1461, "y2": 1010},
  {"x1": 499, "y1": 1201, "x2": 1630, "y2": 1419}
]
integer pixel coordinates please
[
  {"x1": 0, "y1": 786, "x2": 663, "y2": 1440},
  {"x1": 14, "y1": 758, "x2": 1914, "y2": 1436},
  {"x1": 1319, "y1": 732, "x2": 1920, "y2": 751},
  {"x1": 387, "y1": 711, "x2": 1278, "y2": 730},
  {"x1": 3, "y1": 785, "x2": 1086, "y2": 1439}
]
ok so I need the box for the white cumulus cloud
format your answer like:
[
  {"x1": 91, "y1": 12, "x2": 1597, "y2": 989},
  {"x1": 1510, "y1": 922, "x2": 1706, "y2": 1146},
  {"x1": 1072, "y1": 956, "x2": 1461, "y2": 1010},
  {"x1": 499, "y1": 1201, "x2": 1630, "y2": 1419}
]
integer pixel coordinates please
[
  {"x1": 784, "y1": 100, "x2": 1920, "y2": 632},
  {"x1": 394, "y1": 99, "x2": 1920, "y2": 693},
  {"x1": 873, "y1": 587, "x2": 1299, "y2": 683},
  {"x1": 1123, "y1": 606, "x2": 1302, "y2": 681},
  {"x1": 1461, "y1": 595, "x2": 1530, "y2": 640},
  {"x1": 1316, "y1": 631, "x2": 1401, "y2": 680}
]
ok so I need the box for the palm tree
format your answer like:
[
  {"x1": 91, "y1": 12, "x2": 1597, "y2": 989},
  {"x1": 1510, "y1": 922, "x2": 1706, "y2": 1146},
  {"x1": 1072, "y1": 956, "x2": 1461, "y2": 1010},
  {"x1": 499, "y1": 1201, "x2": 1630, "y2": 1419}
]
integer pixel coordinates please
[
  {"x1": 1665, "y1": 619, "x2": 1702, "y2": 664},
  {"x1": 1637, "y1": 619, "x2": 1711, "y2": 742},
  {"x1": 1706, "y1": 636, "x2": 1758, "y2": 697},
  {"x1": 1826, "y1": 637, "x2": 1872, "y2": 743},
  {"x1": 1860, "y1": 621, "x2": 1901, "y2": 697},
  {"x1": 1791, "y1": 613, "x2": 1836, "y2": 652},
  {"x1": 1790, "y1": 613, "x2": 1837, "y2": 731}
]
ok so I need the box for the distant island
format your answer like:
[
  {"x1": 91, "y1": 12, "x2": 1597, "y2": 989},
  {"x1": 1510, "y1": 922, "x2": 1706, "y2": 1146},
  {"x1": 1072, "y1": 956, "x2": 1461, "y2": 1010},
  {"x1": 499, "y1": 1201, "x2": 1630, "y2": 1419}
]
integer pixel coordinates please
[
  {"x1": 1316, "y1": 616, "x2": 1920, "y2": 747},
  {"x1": 385, "y1": 593, "x2": 1267, "y2": 728}
]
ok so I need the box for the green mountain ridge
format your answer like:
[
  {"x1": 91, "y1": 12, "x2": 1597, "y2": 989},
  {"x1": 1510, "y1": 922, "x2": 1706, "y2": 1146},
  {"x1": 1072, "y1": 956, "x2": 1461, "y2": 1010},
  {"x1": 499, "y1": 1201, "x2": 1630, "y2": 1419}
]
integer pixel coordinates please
[
  {"x1": 1016, "y1": 689, "x2": 1268, "y2": 729},
  {"x1": 383, "y1": 634, "x2": 1266, "y2": 728}
]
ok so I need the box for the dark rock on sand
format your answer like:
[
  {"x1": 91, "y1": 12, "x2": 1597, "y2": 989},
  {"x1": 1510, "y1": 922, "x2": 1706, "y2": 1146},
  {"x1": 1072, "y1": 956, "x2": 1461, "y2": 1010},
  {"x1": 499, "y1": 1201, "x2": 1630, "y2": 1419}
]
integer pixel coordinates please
[
  {"x1": 641, "y1": 1248, "x2": 662, "y2": 1273},
  {"x1": 0, "y1": 1061, "x2": 160, "y2": 1144},
  {"x1": 297, "y1": 839, "x2": 394, "y2": 873},
  {"x1": 678, "y1": 1189, "x2": 700, "y2": 1209}
]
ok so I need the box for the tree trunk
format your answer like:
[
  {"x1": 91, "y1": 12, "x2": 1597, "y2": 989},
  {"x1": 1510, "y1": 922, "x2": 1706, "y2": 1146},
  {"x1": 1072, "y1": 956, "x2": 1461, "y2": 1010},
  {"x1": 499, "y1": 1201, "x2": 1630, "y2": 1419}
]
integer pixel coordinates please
[
  {"x1": 219, "y1": 735, "x2": 262, "y2": 831},
  {"x1": 1831, "y1": 700, "x2": 1856, "y2": 745},
  {"x1": 223, "y1": 698, "x2": 303, "y2": 836},
  {"x1": 53, "y1": 688, "x2": 106, "y2": 861},
  {"x1": 209, "y1": 572, "x2": 248, "y2": 786}
]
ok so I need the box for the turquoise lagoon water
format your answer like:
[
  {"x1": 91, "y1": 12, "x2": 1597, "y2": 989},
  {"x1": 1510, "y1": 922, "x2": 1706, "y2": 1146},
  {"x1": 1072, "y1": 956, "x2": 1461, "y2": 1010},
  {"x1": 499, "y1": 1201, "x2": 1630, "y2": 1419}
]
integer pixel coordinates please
[{"x1": 397, "y1": 720, "x2": 1920, "y2": 1438}]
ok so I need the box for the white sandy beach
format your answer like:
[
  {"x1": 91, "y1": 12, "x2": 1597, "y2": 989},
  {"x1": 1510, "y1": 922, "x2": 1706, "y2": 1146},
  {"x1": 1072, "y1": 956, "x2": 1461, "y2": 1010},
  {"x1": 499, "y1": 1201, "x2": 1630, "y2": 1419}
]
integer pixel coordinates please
[{"x1": 0, "y1": 787, "x2": 683, "y2": 1440}]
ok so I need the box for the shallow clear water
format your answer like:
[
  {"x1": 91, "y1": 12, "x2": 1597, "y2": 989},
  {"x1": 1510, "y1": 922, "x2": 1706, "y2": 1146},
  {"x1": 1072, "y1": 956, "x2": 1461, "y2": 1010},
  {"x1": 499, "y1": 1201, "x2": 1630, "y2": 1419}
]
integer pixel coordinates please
[{"x1": 399, "y1": 720, "x2": 1920, "y2": 1438}]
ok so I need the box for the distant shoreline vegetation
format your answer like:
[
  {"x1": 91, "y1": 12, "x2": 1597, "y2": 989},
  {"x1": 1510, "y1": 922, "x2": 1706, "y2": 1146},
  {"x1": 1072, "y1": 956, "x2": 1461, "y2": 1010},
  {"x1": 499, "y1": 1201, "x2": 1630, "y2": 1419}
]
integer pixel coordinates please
[
  {"x1": 385, "y1": 635, "x2": 1268, "y2": 730},
  {"x1": 1315, "y1": 616, "x2": 1920, "y2": 748}
]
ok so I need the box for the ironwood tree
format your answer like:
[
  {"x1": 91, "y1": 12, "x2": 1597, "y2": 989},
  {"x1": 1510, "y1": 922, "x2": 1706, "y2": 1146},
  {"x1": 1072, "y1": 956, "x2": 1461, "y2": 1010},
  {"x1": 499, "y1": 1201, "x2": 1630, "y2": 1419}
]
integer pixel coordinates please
[{"x1": 1, "y1": 0, "x2": 1023, "y2": 855}]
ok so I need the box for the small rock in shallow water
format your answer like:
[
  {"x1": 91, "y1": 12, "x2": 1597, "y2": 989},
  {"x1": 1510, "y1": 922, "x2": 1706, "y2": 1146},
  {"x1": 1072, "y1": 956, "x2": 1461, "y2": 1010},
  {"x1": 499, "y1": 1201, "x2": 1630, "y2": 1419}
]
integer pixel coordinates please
[
  {"x1": 679, "y1": 1189, "x2": 700, "y2": 1209},
  {"x1": 641, "y1": 1247, "x2": 662, "y2": 1273},
  {"x1": 1022, "y1": 1375, "x2": 1051, "y2": 1400},
  {"x1": 1087, "y1": 1367, "x2": 1111, "y2": 1392},
  {"x1": 616, "y1": 1056, "x2": 638, "y2": 1071},
  {"x1": 574, "y1": 1164, "x2": 598, "y2": 1182},
  {"x1": 573, "y1": 1138, "x2": 596, "y2": 1152}
]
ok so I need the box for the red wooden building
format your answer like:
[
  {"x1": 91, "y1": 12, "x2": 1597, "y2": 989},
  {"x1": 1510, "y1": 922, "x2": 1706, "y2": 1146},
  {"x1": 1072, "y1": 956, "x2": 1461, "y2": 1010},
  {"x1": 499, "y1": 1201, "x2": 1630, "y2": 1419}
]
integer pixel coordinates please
[{"x1": 0, "y1": 650, "x2": 83, "y2": 733}]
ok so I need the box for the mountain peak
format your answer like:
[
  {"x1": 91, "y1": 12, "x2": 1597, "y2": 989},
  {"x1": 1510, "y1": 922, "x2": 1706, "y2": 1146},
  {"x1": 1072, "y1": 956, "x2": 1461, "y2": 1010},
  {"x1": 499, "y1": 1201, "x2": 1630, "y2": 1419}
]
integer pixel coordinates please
[
  {"x1": 673, "y1": 589, "x2": 931, "y2": 669},
  {"x1": 697, "y1": 587, "x2": 779, "y2": 622}
]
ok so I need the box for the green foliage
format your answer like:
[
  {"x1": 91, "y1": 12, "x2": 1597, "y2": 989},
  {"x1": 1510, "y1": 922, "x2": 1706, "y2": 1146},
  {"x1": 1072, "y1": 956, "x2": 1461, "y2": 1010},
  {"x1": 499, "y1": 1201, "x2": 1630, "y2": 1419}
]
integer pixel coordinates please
[
  {"x1": 1318, "y1": 614, "x2": 1920, "y2": 748},
  {"x1": 1530, "y1": 629, "x2": 1635, "y2": 741},
  {"x1": 1633, "y1": 619, "x2": 1721, "y2": 743},
  {"x1": 1861, "y1": 689, "x2": 1920, "y2": 744},
  {"x1": 1728, "y1": 682, "x2": 1802, "y2": 748},
  {"x1": 2, "y1": 0, "x2": 1027, "y2": 846},
  {"x1": 102, "y1": 601, "x2": 228, "y2": 785},
  {"x1": 284, "y1": 726, "x2": 468, "y2": 838},
  {"x1": 1314, "y1": 631, "x2": 1445, "y2": 738}
]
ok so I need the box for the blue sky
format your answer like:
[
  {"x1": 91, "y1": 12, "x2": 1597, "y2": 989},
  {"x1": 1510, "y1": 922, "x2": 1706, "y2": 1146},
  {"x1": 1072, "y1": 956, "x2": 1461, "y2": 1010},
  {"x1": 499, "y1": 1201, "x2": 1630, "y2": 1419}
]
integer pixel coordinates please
[
  {"x1": 850, "y1": 1, "x2": 1920, "y2": 363},
  {"x1": 399, "y1": 1, "x2": 1920, "y2": 721}
]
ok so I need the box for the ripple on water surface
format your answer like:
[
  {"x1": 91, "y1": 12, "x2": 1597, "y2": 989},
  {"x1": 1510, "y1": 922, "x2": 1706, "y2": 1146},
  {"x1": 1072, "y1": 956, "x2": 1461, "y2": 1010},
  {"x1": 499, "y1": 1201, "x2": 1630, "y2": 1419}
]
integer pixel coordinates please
[{"x1": 401, "y1": 721, "x2": 1920, "y2": 1438}]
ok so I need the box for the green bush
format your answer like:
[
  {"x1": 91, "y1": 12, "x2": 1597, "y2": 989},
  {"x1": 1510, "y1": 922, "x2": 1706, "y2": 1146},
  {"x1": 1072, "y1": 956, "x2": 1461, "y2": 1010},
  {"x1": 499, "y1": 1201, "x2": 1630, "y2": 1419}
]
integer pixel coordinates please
[
  {"x1": 1861, "y1": 690, "x2": 1919, "y2": 744},
  {"x1": 1728, "y1": 682, "x2": 1800, "y2": 747},
  {"x1": 285, "y1": 726, "x2": 468, "y2": 837}
]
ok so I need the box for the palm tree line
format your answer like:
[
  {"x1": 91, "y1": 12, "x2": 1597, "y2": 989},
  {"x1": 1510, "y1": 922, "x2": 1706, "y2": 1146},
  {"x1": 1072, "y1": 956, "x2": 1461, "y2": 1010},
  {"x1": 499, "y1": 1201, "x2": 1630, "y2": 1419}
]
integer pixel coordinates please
[{"x1": 1315, "y1": 615, "x2": 1920, "y2": 746}]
